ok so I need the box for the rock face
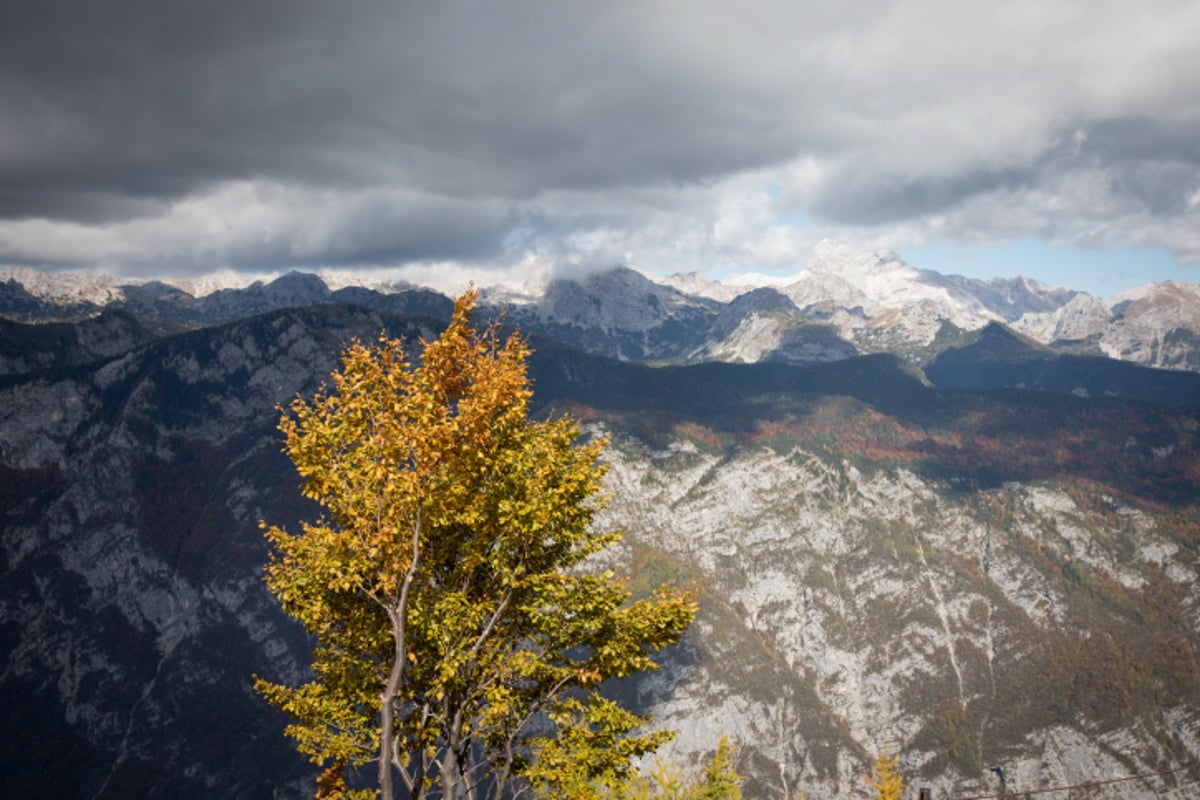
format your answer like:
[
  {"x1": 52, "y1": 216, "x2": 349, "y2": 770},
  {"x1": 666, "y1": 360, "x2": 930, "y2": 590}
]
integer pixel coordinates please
[
  {"x1": 506, "y1": 267, "x2": 860, "y2": 366},
  {"x1": 689, "y1": 288, "x2": 860, "y2": 365},
  {"x1": 1105, "y1": 282, "x2": 1200, "y2": 371},
  {"x1": 0, "y1": 307, "x2": 441, "y2": 798},
  {"x1": 3, "y1": 299, "x2": 1200, "y2": 799},
  {"x1": 597, "y1": 433, "x2": 1200, "y2": 799},
  {"x1": 1012, "y1": 282, "x2": 1200, "y2": 373},
  {"x1": 0, "y1": 310, "x2": 152, "y2": 376}
]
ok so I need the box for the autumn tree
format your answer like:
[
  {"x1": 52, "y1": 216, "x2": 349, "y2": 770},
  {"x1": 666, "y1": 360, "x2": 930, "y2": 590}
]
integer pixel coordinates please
[
  {"x1": 256, "y1": 289, "x2": 696, "y2": 800},
  {"x1": 864, "y1": 747, "x2": 904, "y2": 800},
  {"x1": 563, "y1": 737, "x2": 742, "y2": 800},
  {"x1": 691, "y1": 738, "x2": 743, "y2": 800}
]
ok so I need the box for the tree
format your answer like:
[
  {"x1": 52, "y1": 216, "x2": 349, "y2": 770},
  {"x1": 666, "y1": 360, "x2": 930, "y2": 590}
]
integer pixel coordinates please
[
  {"x1": 864, "y1": 747, "x2": 904, "y2": 800},
  {"x1": 255, "y1": 289, "x2": 696, "y2": 800},
  {"x1": 571, "y1": 737, "x2": 743, "y2": 800},
  {"x1": 691, "y1": 738, "x2": 743, "y2": 800}
]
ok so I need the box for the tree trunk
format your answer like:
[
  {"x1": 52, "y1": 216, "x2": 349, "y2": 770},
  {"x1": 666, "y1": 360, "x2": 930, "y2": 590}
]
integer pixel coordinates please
[
  {"x1": 441, "y1": 745, "x2": 459, "y2": 800},
  {"x1": 384, "y1": 508, "x2": 422, "y2": 799},
  {"x1": 380, "y1": 611, "x2": 406, "y2": 800},
  {"x1": 441, "y1": 699, "x2": 468, "y2": 800}
]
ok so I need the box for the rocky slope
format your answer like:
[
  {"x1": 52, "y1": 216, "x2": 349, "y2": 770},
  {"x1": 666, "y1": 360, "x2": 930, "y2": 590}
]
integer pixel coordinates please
[
  {"x1": 503, "y1": 269, "x2": 861, "y2": 366},
  {"x1": 1013, "y1": 281, "x2": 1200, "y2": 373},
  {"x1": 0, "y1": 306, "x2": 444, "y2": 798},
  {"x1": 0, "y1": 309, "x2": 152, "y2": 376},
  {"x1": 925, "y1": 323, "x2": 1200, "y2": 405},
  {"x1": 596, "y1": 428, "x2": 1200, "y2": 799},
  {"x1": 3, "y1": 306, "x2": 1200, "y2": 798}
]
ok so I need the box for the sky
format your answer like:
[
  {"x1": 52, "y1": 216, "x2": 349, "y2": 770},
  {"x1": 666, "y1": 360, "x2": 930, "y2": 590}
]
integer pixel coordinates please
[{"x1": 2, "y1": 1, "x2": 1200, "y2": 299}]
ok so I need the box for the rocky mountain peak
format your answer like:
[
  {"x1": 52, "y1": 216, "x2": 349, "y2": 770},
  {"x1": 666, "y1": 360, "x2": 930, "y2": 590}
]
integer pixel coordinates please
[
  {"x1": 965, "y1": 321, "x2": 1044, "y2": 358},
  {"x1": 804, "y1": 238, "x2": 907, "y2": 279},
  {"x1": 658, "y1": 271, "x2": 746, "y2": 303},
  {"x1": 537, "y1": 265, "x2": 714, "y2": 333},
  {"x1": 265, "y1": 270, "x2": 330, "y2": 302},
  {"x1": 724, "y1": 286, "x2": 796, "y2": 316},
  {"x1": 1113, "y1": 280, "x2": 1200, "y2": 323},
  {"x1": 5, "y1": 245, "x2": 1200, "y2": 375},
  {"x1": 1013, "y1": 293, "x2": 1110, "y2": 343}
]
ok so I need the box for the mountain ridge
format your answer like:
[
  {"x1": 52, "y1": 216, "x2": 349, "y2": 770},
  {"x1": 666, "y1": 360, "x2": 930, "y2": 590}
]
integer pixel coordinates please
[{"x1": 6, "y1": 240, "x2": 1200, "y2": 374}]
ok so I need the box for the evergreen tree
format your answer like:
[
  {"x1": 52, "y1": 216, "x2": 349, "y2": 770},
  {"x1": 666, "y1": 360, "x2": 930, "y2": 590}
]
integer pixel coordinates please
[
  {"x1": 692, "y1": 738, "x2": 742, "y2": 800},
  {"x1": 864, "y1": 747, "x2": 904, "y2": 800}
]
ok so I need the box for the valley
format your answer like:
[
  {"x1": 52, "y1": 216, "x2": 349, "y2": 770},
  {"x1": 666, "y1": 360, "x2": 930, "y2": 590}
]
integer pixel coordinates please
[{"x1": 2, "y1": 258, "x2": 1200, "y2": 798}]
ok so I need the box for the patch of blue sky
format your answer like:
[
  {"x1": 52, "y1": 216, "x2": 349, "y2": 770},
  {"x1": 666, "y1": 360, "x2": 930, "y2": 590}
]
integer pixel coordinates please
[
  {"x1": 898, "y1": 239, "x2": 1187, "y2": 299},
  {"x1": 773, "y1": 211, "x2": 811, "y2": 227}
]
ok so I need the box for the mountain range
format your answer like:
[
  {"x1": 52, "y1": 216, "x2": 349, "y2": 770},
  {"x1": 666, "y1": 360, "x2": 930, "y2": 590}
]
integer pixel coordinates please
[
  {"x1": 3, "y1": 244, "x2": 1200, "y2": 799},
  {"x1": 6, "y1": 240, "x2": 1200, "y2": 374}
]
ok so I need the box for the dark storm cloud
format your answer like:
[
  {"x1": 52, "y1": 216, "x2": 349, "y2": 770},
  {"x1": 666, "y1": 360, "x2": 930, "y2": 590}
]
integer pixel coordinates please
[
  {"x1": 802, "y1": 163, "x2": 1037, "y2": 227},
  {"x1": 0, "y1": 1, "x2": 800, "y2": 210},
  {"x1": 1, "y1": 1, "x2": 1199, "y2": 272},
  {"x1": 802, "y1": 113, "x2": 1200, "y2": 229},
  {"x1": 0, "y1": 1, "x2": 328, "y2": 208}
]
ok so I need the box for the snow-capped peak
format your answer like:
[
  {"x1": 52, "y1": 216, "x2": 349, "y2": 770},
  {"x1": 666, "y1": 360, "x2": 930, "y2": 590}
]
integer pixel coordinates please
[
  {"x1": 162, "y1": 270, "x2": 265, "y2": 297},
  {"x1": 802, "y1": 238, "x2": 909, "y2": 280},
  {"x1": 0, "y1": 267, "x2": 125, "y2": 304}
]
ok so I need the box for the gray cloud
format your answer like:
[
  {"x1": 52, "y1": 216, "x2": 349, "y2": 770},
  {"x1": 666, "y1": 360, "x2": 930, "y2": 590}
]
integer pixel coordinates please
[{"x1": 2, "y1": 0, "x2": 1199, "y2": 274}]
